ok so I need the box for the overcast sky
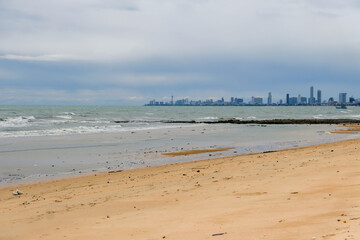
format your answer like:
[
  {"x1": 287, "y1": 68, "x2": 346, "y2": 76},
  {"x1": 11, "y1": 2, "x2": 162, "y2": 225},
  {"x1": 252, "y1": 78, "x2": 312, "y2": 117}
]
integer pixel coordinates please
[{"x1": 1, "y1": 0, "x2": 360, "y2": 105}]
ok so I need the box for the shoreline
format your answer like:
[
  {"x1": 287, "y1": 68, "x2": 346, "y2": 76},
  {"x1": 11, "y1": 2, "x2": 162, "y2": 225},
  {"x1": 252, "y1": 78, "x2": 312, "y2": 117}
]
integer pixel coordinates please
[
  {"x1": 0, "y1": 127, "x2": 354, "y2": 188},
  {"x1": 0, "y1": 124, "x2": 357, "y2": 188},
  {"x1": 2, "y1": 123, "x2": 350, "y2": 187},
  {"x1": 0, "y1": 136, "x2": 356, "y2": 190},
  {"x1": 1, "y1": 138, "x2": 360, "y2": 239}
]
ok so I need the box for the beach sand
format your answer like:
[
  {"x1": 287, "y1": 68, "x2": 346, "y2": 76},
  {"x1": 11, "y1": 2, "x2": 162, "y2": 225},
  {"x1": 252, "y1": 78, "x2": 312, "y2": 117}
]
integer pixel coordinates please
[
  {"x1": 162, "y1": 147, "x2": 235, "y2": 156},
  {"x1": 331, "y1": 124, "x2": 360, "y2": 134},
  {"x1": 0, "y1": 139, "x2": 360, "y2": 240}
]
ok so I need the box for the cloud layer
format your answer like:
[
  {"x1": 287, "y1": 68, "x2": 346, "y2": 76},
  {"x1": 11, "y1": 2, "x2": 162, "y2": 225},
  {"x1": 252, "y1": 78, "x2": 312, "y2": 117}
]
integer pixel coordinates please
[{"x1": 1, "y1": 0, "x2": 360, "y2": 104}]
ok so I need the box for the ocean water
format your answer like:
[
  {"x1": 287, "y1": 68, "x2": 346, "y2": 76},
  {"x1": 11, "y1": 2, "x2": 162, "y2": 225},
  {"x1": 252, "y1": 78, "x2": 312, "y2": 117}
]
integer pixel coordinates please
[
  {"x1": 1, "y1": 106, "x2": 360, "y2": 186},
  {"x1": 1, "y1": 106, "x2": 360, "y2": 138}
]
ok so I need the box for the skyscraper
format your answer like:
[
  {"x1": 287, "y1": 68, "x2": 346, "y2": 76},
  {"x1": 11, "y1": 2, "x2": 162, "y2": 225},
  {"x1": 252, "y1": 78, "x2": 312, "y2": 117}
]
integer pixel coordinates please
[
  {"x1": 267, "y1": 92, "x2": 272, "y2": 105},
  {"x1": 309, "y1": 86, "x2": 315, "y2": 104},
  {"x1": 339, "y1": 93, "x2": 347, "y2": 104},
  {"x1": 317, "y1": 90, "x2": 321, "y2": 105},
  {"x1": 286, "y1": 94, "x2": 289, "y2": 105}
]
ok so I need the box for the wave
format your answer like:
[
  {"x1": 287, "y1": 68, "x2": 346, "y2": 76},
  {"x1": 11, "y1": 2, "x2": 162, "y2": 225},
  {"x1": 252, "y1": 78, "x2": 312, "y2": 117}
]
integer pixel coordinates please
[
  {"x1": 0, "y1": 123, "x2": 201, "y2": 138},
  {"x1": 56, "y1": 115, "x2": 73, "y2": 120},
  {"x1": 0, "y1": 116, "x2": 35, "y2": 128},
  {"x1": 199, "y1": 116, "x2": 219, "y2": 120},
  {"x1": 61, "y1": 112, "x2": 76, "y2": 115},
  {"x1": 313, "y1": 114, "x2": 324, "y2": 119}
]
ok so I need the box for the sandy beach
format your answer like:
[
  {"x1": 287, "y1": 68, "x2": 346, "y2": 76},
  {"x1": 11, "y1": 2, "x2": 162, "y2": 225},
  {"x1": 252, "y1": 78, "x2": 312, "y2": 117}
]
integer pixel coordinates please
[{"x1": 1, "y1": 138, "x2": 360, "y2": 240}]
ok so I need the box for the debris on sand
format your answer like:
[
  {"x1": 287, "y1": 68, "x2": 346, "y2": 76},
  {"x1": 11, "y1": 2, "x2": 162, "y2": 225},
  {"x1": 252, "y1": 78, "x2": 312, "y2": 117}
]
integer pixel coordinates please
[
  {"x1": 108, "y1": 170, "x2": 123, "y2": 174},
  {"x1": 212, "y1": 232, "x2": 226, "y2": 236},
  {"x1": 13, "y1": 189, "x2": 23, "y2": 196}
]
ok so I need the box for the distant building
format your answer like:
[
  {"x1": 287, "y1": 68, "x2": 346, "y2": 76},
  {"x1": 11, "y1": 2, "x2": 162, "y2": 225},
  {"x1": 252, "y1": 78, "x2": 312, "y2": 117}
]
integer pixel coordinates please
[
  {"x1": 317, "y1": 90, "x2": 322, "y2": 105},
  {"x1": 297, "y1": 94, "x2": 301, "y2": 105},
  {"x1": 286, "y1": 94, "x2": 290, "y2": 105},
  {"x1": 251, "y1": 96, "x2": 263, "y2": 105},
  {"x1": 289, "y1": 97, "x2": 298, "y2": 105},
  {"x1": 309, "y1": 86, "x2": 315, "y2": 104},
  {"x1": 349, "y1": 96, "x2": 355, "y2": 103},
  {"x1": 309, "y1": 97, "x2": 315, "y2": 105},
  {"x1": 234, "y1": 98, "x2": 243, "y2": 104},
  {"x1": 300, "y1": 97, "x2": 307, "y2": 104},
  {"x1": 267, "y1": 92, "x2": 272, "y2": 105},
  {"x1": 339, "y1": 93, "x2": 347, "y2": 104}
]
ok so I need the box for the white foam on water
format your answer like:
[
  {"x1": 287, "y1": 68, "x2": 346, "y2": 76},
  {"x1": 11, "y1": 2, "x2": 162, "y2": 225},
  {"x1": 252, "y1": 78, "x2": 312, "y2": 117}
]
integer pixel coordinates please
[
  {"x1": 56, "y1": 115, "x2": 73, "y2": 120},
  {"x1": 0, "y1": 116, "x2": 36, "y2": 128},
  {"x1": 61, "y1": 112, "x2": 76, "y2": 115},
  {"x1": 0, "y1": 123, "x2": 202, "y2": 138},
  {"x1": 199, "y1": 116, "x2": 219, "y2": 120},
  {"x1": 313, "y1": 114, "x2": 324, "y2": 119}
]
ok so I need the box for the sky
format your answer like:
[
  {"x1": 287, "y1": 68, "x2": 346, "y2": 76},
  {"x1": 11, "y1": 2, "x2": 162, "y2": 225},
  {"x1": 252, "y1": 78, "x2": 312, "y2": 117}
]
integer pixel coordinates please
[{"x1": 0, "y1": 0, "x2": 360, "y2": 105}]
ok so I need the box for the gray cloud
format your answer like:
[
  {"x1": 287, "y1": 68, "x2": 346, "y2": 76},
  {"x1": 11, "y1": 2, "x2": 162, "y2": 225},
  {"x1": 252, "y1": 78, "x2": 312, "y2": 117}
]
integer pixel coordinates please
[
  {"x1": 1, "y1": 0, "x2": 360, "y2": 63},
  {"x1": 0, "y1": 54, "x2": 80, "y2": 61},
  {"x1": 0, "y1": 0, "x2": 360, "y2": 104},
  {"x1": 0, "y1": 88, "x2": 145, "y2": 105}
]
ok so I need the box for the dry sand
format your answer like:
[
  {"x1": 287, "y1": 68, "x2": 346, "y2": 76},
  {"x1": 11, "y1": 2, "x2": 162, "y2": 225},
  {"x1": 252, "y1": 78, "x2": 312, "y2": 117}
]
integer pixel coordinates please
[{"x1": 1, "y1": 139, "x2": 360, "y2": 240}]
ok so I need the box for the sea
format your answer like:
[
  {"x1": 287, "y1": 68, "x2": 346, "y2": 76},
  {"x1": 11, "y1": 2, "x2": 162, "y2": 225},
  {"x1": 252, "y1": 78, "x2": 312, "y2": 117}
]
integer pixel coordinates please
[{"x1": 1, "y1": 105, "x2": 360, "y2": 186}]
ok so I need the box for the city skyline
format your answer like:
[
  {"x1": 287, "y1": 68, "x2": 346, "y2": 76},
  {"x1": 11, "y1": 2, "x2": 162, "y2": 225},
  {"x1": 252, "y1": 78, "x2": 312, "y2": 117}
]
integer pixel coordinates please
[{"x1": 146, "y1": 86, "x2": 359, "y2": 106}]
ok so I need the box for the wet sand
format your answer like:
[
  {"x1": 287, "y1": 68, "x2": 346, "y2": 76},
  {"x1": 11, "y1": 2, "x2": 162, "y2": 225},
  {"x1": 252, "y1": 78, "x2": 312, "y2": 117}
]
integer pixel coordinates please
[
  {"x1": 2, "y1": 123, "x2": 349, "y2": 186},
  {"x1": 1, "y1": 139, "x2": 360, "y2": 240},
  {"x1": 331, "y1": 124, "x2": 360, "y2": 134},
  {"x1": 162, "y1": 147, "x2": 234, "y2": 156}
]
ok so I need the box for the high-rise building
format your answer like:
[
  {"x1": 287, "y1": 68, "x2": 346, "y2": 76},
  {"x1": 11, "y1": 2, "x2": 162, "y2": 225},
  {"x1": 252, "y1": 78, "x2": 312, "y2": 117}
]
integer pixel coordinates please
[
  {"x1": 289, "y1": 97, "x2": 298, "y2": 105},
  {"x1": 267, "y1": 92, "x2": 272, "y2": 105},
  {"x1": 171, "y1": 95, "x2": 174, "y2": 105},
  {"x1": 317, "y1": 90, "x2": 321, "y2": 105},
  {"x1": 297, "y1": 94, "x2": 301, "y2": 105},
  {"x1": 286, "y1": 94, "x2": 290, "y2": 105},
  {"x1": 339, "y1": 93, "x2": 347, "y2": 104},
  {"x1": 309, "y1": 86, "x2": 314, "y2": 104},
  {"x1": 301, "y1": 97, "x2": 307, "y2": 104}
]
